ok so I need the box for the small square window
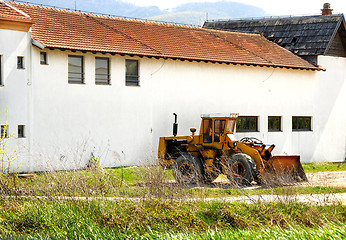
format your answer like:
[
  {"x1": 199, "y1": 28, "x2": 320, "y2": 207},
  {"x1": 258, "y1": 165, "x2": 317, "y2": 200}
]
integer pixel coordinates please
[
  {"x1": 125, "y1": 59, "x2": 139, "y2": 86},
  {"x1": 292, "y1": 117, "x2": 312, "y2": 131},
  {"x1": 268, "y1": 116, "x2": 282, "y2": 132},
  {"x1": 236, "y1": 116, "x2": 259, "y2": 132},
  {"x1": 18, "y1": 125, "x2": 25, "y2": 138},
  {"x1": 1, "y1": 125, "x2": 8, "y2": 138},
  {"x1": 40, "y1": 52, "x2": 48, "y2": 65},
  {"x1": 17, "y1": 56, "x2": 24, "y2": 69}
]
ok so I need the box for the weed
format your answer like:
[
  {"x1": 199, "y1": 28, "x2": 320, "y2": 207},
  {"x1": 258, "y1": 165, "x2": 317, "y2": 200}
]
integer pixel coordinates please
[{"x1": 303, "y1": 162, "x2": 346, "y2": 172}]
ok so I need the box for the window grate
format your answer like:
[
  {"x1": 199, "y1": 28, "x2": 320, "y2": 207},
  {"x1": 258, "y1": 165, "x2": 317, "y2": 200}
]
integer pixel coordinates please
[
  {"x1": 95, "y1": 58, "x2": 110, "y2": 84},
  {"x1": 292, "y1": 116, "x2": 312, "y2": 131},
  {"x1": 268, "y1": 116, "x2": 282, "y2": 132},
  {"x1": 236, "y1": 116, "x2": 259, "y2": 132},
  {"x1": 126, "y1": 60, "x2": 139, "y2": 86},
  {"x1": 68, "y1": 56, "x2": 84, "y2": 84}
]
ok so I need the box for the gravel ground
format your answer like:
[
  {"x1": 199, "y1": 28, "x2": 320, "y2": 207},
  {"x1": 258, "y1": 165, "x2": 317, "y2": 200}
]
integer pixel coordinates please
[{"x1": 303, "y1": 171, "x2": 346, "y2": 187}]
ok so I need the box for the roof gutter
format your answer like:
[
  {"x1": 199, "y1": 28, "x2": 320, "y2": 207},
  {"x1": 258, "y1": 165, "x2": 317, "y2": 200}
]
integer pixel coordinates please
[{"x1": 31, "y1": 38, "x2": 45, "y2": 49}]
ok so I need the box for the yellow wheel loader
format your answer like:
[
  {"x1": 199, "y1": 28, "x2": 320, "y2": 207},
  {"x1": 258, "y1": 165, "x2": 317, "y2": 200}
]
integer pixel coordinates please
[{"x1": 158, "y1": 113, "x2": 307, "y2": 186}]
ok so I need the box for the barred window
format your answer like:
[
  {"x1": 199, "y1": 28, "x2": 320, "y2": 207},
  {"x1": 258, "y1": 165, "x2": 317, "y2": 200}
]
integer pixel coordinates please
[
  {"x1": 236, "y1": 116, "x2": 259, "y2": 132},
  {"x1": 292, "y1": 117, "x2": 312, "y2": 131},
  {"x1": 95, "y1": 58, "x2": 110, "y2": 85},
  {"x1": 268, "y1": 116, "x2": 282, "y2": 132},
  {"x1": 125, "y1": 59, "x2": 139, "y2": 86},
  {"x1": 68, "y1": 56, "x2": 84, "y2": 84}
]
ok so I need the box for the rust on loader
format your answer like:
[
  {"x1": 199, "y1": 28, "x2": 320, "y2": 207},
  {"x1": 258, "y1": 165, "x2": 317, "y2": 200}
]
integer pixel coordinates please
[
  {"x1": 264, "y1": 155, "x2": 308, "y2": 182},
  {"x1": 158, "y1": 113, "x2": 307, "y2": 186}
]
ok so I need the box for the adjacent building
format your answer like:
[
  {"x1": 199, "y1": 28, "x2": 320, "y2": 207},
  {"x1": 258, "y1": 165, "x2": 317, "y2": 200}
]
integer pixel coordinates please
[{"x1": 203, "y1": 3, "x2": 346, "y2": 166}]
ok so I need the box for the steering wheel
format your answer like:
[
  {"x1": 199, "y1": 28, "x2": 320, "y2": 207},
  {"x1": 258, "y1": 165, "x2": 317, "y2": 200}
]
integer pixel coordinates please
[{"x1": 240, "y1": 137, "x2": 263, "y2": 144}]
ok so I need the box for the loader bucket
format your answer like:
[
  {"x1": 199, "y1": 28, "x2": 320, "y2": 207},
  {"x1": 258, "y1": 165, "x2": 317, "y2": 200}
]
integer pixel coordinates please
[{"x1": 263, "y1": 155, "x2": 308, "y2": 183}]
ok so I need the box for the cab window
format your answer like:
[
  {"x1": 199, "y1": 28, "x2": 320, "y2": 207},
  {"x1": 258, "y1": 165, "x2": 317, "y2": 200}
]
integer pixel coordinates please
[
  {"x1": 226, "y1": 119, "x2": 236, "y2": 133},
  {"x1": 214, "y1": 120, "x2": 226, "y2": 142},
  {"x1": 203, "y1": 119, "x2": 212, "y2": 143}
]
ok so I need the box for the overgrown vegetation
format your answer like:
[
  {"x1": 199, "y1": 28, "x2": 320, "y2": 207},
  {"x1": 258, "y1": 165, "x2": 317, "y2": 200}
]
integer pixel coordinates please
[
  {"x1": 0, "y1": 162, "x2": 345, "y2": 239},
  {"x1": 0, "y1": 166, "x2": 345, "y2": 199},
  {"x1": 0, "y1": 198, "x2": 345, "y2": 239}
]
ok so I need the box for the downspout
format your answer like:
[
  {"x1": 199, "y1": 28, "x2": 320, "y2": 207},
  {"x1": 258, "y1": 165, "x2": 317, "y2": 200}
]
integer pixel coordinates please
[
  {"x1": 27, "y1": 39, "x2": 45, "y2": 171},
  {"x1": 27, "y1": 34, "x2": 34, "y2": 172}
]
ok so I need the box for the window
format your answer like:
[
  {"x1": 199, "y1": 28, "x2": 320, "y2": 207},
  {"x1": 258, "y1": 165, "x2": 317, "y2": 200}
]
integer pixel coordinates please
[
  {"x1": 268, "y1": 116, "x2": 282, "y2": 132},
  {"x1": 125, "y1": 59, "x2": 139, "y2": 86},
  {"x1": 214, "y1": 119, "x2": 226, "y2": 142},
  {"x1": 1, "y1": 125, "x2": 8, "y2": 138},
  {"x1": 40, "y1": 52, "x2": 48, "y2": 65},
  {"x1": 236, "y1": 116, "x2": 259, "y2": 132},
  {"x1": 203, "y1": 119, "x2": 212, "y2": 143},
  {"x1": 292, "y1": 117, "x2": 312, "y2": 131},
  {"x1": 68, "y1": 55, "x2": 84, "y2": 84},
  {"x1": 17, "y1": 56, "x2": 24, "y2": 69},
  {"x1": 18, "y1": 125, "x2": 25, "y2": 138},
  {"x1": 95, "y1": 57, "x2": 110, "y2": 84}
]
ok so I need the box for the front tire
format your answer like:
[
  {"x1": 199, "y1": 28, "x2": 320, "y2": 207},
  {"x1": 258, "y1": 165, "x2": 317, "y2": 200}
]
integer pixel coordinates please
[
  {"x1": 227, "y1": 153, "x2": 255, "y2": 186},
  {"x1": 173, "y1": 154, "x2": 204, "y2": 185}
]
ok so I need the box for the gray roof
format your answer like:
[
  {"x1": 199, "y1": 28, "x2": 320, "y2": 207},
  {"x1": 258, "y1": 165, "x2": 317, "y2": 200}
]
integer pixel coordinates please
[{"x1": 203, "y1": 14, "x2": 346, "y2": 56}]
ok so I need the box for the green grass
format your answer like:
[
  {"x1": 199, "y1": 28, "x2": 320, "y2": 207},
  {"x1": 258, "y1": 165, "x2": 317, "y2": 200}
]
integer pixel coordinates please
[
  {"x1": 302, "y1": 162, "x2": 346, "y2": 172},
  {"x1": 155, "y1": 224, "x2": 346, "y2": 239},
  {"x1": 0, "y1": 199, "x2": 345, "y2": 239}
]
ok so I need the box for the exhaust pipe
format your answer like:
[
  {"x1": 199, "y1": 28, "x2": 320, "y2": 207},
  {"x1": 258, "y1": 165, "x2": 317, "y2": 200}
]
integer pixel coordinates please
[{"x1": 173, "y1": 113, "x2": 178, "y2": 136}]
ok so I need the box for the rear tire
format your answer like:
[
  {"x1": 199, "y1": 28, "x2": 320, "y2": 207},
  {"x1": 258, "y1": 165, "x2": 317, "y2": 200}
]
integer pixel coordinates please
[
  {"x1": 227, "y1": 153, "x2": 255, "y2": 186},
  {"x1": 173, "y1": 154, "x2": 204, "y2": 184}
]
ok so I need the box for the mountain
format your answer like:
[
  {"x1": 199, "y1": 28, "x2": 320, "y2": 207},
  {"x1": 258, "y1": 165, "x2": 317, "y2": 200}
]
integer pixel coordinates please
[
  {"x1": 150, "y1": 2, "x2": 267, "y2": 26},
  {"x1": 14, "y1": 0, "x2": 267, "y2": 25}
]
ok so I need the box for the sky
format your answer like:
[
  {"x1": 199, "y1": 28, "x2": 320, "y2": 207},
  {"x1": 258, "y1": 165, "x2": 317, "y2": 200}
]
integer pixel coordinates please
[{"x1": 124, "y1": 0, "x2": 346, "y2": 15}]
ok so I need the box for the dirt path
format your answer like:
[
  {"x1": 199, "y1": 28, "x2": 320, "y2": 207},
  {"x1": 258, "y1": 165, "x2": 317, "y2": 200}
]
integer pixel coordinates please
[
  {"x1": 212, "y1": 171, "x2": 346, "y2": 187},
  {"x1": 304, "y1": 171, "x2": 346, "y2": 187}
]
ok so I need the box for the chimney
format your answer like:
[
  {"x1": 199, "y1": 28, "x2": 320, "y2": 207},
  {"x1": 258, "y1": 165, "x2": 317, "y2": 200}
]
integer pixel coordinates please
[{"x1": 321, "y1": 3, "x2": 333, "y2": 15}]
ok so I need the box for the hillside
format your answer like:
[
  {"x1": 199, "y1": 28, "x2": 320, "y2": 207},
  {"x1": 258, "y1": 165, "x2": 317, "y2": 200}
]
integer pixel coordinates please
[{"x1": 17, "y1": 0, "x2": 267, "y2": 25}]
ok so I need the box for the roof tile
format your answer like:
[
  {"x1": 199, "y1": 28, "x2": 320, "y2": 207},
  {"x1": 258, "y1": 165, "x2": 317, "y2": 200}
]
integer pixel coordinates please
[
  {"x1": 0, "y1": 1, "x2": 31, "y2": 21},
  {"x1": 8, "y1": 1, "x2": 321, "y2": 70}
]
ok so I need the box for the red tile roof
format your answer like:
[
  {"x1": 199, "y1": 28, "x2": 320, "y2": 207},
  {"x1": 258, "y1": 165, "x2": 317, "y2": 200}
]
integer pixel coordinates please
[
  {"x1": 0, "y1": 1, "x2": 31, "y2": 21},
  {"x1": 7, "y1": 1, "x2": 322, "y2": 71}
]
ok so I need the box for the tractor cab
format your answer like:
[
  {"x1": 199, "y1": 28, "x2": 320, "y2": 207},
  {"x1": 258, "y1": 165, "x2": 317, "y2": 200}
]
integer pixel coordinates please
[{"x1": 199, "y1": 113, "x2": 238, "y2": 144}]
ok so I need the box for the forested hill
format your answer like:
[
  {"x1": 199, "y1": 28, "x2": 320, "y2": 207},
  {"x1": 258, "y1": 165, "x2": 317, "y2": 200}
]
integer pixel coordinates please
[{"x1": 16, "y1": 0, "x2": 267, "y2": 26}]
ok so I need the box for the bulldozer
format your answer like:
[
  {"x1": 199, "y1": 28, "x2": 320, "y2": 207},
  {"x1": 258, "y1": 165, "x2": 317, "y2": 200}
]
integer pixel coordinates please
[{"x1": 158, "y1": 113, "x2": 307, "y2": 186}]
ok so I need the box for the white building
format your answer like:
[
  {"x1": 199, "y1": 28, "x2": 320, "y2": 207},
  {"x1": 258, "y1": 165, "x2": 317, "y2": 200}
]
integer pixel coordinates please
[{"x1": 0, "y1": 1, "x2": 344, "y2": 172}]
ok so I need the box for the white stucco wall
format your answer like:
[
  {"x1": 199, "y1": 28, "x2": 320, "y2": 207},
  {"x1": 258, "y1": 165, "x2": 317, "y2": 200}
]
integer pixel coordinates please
[
  {"x1": 311, "y1": 56, "x2": 346, "y2": 162},
  {"x1": 0, "y1": 28, "x2": 31, "y2": 172},
  {"x1": 27, "y1": 49, "x2": 154, "y2": 171},
  {"x1": 2, "y1": 36, "x2": 345, "y2": 172},
  {"x1": 149, "y1": 59, "x2": 319, "y2": 162}
]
